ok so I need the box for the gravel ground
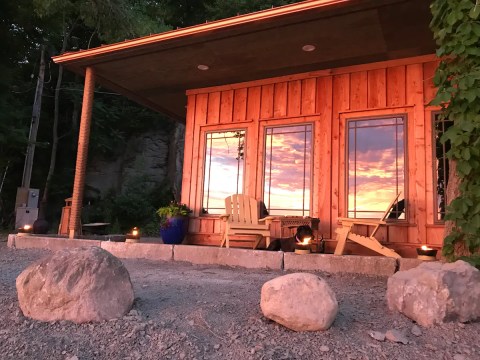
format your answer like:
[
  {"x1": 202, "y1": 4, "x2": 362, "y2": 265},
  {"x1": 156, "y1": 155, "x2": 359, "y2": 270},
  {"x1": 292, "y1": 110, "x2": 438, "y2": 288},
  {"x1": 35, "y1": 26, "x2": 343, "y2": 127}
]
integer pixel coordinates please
[{"x1": 0, "y1": 240, "x2": 479, "y2": 360}]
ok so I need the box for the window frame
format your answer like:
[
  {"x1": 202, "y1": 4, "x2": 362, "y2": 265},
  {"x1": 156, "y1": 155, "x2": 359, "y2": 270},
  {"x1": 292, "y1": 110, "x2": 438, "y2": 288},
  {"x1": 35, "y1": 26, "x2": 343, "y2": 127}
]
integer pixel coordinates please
[
  {"x1": 344, "y1": 113, "x2": 408, "y2": 221},
  {"x1": 201, "y1": 127, "x2": 247, "y2": 216},
  {"x1": 432, "y1": 111, "x2": 453, "y2": 224},
  {"x1": 261, "y1": 122, "x2": 314, "y2": 217}
]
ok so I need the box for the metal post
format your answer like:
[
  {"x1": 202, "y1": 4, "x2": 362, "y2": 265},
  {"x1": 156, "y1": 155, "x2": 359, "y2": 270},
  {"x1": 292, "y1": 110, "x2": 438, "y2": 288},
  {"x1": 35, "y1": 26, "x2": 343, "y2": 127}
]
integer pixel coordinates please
[{"x1": 69, "y1": 67, "x2": 95, "y2": 238}]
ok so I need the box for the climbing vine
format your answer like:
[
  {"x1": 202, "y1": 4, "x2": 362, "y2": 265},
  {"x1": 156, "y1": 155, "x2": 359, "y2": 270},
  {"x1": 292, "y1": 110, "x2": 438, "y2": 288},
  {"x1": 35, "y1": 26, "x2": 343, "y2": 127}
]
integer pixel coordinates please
[{"x1": 430, "y1": 0, "x2": 480, "y2": 262}]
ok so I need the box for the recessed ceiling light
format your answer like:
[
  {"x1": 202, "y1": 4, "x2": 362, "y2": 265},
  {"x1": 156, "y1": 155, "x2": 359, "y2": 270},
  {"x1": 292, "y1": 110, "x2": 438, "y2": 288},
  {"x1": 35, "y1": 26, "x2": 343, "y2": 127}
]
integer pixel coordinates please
[
  {"x1": 197, "y1": 64, "x2": 209, "y2": 71},
  {"x1": 302, "y1": 44, "x2": 316, "y2": 52}
]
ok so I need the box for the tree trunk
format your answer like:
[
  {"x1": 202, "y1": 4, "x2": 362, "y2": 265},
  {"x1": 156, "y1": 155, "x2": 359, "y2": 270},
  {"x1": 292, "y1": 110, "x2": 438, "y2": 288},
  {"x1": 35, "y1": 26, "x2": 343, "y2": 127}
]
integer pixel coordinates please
[
  {"x1": 39, "y1": 24, "x2": 71, "y2": 219},
  {"x1": 443, "y1": 159, "x2": 471, "y2": 257},
  {"x1": 39, "y1": 65, "x2": 63, "y2": 219}
]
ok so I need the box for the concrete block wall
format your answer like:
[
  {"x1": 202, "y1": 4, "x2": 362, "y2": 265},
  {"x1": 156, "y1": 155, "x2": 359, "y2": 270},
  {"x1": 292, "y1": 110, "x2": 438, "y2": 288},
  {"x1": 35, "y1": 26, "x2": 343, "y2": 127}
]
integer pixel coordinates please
[{"x1": 7, "y1": 235, "x2": 428, "y2": 276}]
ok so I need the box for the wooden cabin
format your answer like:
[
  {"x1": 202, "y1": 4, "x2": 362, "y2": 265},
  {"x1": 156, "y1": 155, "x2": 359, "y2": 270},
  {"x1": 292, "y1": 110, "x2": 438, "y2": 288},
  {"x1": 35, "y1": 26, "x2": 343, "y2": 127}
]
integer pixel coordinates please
[{"x1": 53, "y1": 0, "x2": 445, "y2": 257}]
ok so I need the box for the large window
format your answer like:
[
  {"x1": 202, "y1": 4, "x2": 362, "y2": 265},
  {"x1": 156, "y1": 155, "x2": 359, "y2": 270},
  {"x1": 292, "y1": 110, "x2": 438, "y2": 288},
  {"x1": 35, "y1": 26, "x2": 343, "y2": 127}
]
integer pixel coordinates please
[
  {"x1": 347, "y1": 116, "x2": 405, "y2": 219},
  {"x1": 263, "y1": 124, "x2": 312, "y2": 216},
  {"x1": 202, "y1": 130, "x2": 245, "y2": 214},
  {"x1": 433, "y1": 113, "x2": 453, "y2": 222}
]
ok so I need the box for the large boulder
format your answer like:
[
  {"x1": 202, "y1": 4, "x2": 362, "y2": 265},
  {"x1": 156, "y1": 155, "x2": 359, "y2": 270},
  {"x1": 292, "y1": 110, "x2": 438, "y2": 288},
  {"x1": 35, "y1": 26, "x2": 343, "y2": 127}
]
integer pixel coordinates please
[
  {"x1": 16, "y1": 246, "x2": 134, "y2": 323},
  {"x1": 387, "y1": 260, "x2": 480, "y2": 327},
  {"x1": 260, "y1": 273, "x2": 338, "y2": 331}
]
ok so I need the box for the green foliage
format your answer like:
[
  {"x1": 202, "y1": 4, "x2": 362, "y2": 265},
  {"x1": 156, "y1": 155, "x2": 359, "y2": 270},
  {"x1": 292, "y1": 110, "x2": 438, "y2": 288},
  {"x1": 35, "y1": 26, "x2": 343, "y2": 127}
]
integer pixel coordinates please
[
  {"x1": 430, "y1": 0, "x2": 480, "y2": 260},
  {"x1": 33, "y1": 0, "x2": 170, "y2": 43},
  {"x1": 89, "y1": 94, "x2": 174, "y2": 159},
  {"x1": 205, "y1": 0, "x2": 301, "y2": 20},
  {"x1": 156, "y1": 201, "x2": 192, "y2": 228},
  {"x1": 83, "y1": 175, "x2": 174, "y2": 234}
]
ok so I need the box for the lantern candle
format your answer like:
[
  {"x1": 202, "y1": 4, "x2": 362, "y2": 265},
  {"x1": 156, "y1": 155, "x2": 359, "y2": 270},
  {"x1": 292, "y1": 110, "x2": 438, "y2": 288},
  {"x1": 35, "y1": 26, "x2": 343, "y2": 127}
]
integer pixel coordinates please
[
  {"x1": 295, "y1": 236, "x2": 312, "y2": 255},
  {"x1": 17, "y1": 224, "x2": 33, "y2": 236},
  {"x1": 416, "y1": 245, "x2": 438, "y2": 261},
  {"x1": 126, "y1": 227, "x2": 140, "y2": 243}
]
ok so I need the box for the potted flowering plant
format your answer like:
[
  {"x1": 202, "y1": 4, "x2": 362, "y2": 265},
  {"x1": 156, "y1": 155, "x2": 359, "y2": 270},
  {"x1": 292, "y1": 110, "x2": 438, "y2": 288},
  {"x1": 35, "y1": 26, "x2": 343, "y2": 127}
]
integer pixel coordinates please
[{"x1": 156, "y1": 202, "x2": 192, "y2": 244}]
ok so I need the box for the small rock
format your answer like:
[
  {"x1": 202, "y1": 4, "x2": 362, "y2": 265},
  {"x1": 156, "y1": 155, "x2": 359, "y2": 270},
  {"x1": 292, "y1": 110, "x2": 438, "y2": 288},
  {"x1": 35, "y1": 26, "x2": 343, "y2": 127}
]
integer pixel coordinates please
[
  {"x1": 188, "y1": 320, "x2": 195, "y2": 326},
  {"x1": 320, "y1": 345, "x2": 329, "y2": 352},
  {"x1": 453, "y1": 355, "x2": 466, "y2": 360},
  {"x1": 411, "y1": 325, "x2": 422, "y2": 337},
  {"x1": 261, "y1": 273, "x2": 338, "y2": 331},
  {"x1": 179, "y1": 352, "x2": 186, "y2": 359},
  {"x1": 213, "y1": 344, "x2": 220, "y2": 350},
  {"x1": 369, "y1": 331, "x2": 386, "y2": 342},
  {"x1": 385, "y1": 329, "x2": 408, "y2": 344}
]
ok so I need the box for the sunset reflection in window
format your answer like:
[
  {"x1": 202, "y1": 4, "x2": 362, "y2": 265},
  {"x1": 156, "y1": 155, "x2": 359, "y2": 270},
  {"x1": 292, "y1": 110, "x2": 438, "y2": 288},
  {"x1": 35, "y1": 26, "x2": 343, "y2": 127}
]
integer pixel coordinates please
[
  {"x1": 203, "y1": 130, "x2": 245, "y2": 214},
  {"x1": 264, "y1": 124, "x2": 312, "y2": 216},
  {"x1": 347, "y1": 117, "x2": 405, "y2": 219}
]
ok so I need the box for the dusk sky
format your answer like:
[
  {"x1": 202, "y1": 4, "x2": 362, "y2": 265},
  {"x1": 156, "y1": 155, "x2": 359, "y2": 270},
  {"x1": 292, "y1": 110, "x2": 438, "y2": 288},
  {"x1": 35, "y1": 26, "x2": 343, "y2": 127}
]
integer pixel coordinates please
[
  {"x1": 263, "y1": 125, "x2": 312, "y2": 216},
  {"x1": 347, "y1": 118, "x2": 405, "y2": 218},
  {"x1": 203, "y1": 131, "x2": 245, "y2": 214}
]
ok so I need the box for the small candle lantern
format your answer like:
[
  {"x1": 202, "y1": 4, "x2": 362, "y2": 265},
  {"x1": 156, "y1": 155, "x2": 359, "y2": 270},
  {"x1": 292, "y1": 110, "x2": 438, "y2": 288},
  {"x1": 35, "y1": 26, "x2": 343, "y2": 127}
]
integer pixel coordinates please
[
  {"x1": 126, "y1": 227, "x2": 140, "y2": 243},
  {"x1": 17, "y1": 224, "x2": 33, "y2": 236},
  {"x1": 416, "y1": 245, "x2": 438, "y2": 261},
  {"x1": 295, "y1": 236, "x2": 312, "y2": 255}
]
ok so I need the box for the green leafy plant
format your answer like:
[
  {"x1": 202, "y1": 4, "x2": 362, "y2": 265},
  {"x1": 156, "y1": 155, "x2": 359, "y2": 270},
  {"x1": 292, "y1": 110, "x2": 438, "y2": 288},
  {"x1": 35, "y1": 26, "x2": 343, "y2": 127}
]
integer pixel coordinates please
[
  {"x1": 430, "y1": 0, "x2": 480, "y2": 260},
  {"x1": 83, "y1": 177, "x2": 174, "y2": 233},
  {"x1": 156, "y1": 201, "x2": 192, "y2": 229}
]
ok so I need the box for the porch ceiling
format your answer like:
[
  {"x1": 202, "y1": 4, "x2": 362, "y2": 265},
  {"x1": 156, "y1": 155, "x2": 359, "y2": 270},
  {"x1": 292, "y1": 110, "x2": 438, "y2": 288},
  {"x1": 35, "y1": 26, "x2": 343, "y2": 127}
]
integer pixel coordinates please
[{"x1": 52, "y1": 0, "x2": 435, "y2": 121}]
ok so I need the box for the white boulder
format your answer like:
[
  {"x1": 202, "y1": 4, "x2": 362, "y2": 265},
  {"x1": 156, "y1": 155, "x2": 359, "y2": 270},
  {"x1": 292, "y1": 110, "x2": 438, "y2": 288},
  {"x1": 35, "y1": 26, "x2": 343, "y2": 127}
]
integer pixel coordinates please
[
  {"x1": 386, "y1": 260, "x2": 480, "y2": 327},
  {"x1": 16, "y1": 246, "x2": 134, "y2": 323},
  {"x1": 260, "y1": 273, "x2": 338, "y2": 331}
]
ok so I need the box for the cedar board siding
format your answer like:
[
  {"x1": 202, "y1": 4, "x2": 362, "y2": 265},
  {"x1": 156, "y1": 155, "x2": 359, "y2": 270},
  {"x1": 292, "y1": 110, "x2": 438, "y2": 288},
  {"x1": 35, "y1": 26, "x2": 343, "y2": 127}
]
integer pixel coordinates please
[{"x1": 181, "y1": 55, "x2": 443, "y2": 253}]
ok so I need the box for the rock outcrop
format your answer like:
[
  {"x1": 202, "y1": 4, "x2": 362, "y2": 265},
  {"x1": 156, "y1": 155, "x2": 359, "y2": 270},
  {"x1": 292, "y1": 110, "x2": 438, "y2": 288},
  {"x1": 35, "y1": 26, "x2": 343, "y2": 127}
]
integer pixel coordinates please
[
  {"x1": 260, "y1": 273, "x2": 338, "y2": 331},
  {"x1": 16, "y1": 247, "x2": 134, "y2": 323},
  {"x1": 386, "y1": 260, "x2": 480, "y2": 327}
]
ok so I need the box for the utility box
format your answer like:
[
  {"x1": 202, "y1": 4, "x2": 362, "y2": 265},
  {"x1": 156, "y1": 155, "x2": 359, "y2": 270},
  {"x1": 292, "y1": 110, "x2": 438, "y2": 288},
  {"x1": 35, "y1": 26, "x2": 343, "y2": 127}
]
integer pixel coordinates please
[
  {"x1": 15, "y1": 187, "x2": 40, "y2": 208},
  {"x1": 15, "y1": 207, "x2": 38, "y2": 229},
  {"x1": 15, "y1": 187, "x2": 40, "y2": 229},
  {"x1": 27, "y1": 188, "x2": 40, "y2": 208}
]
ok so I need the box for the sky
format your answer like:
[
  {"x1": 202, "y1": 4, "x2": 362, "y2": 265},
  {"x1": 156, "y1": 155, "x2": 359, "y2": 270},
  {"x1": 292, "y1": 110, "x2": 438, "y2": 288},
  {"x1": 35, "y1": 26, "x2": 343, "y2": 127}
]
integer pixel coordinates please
[{"x1": 347, "y1": 118, "x2": 405, "y2": 218}]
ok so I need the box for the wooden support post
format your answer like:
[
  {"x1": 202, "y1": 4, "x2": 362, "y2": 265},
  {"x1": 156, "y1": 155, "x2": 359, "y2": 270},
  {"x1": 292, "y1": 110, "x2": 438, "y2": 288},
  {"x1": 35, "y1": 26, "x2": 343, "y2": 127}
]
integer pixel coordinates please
[{"x1": 69, "y1": 67, "x2": 95, "y2": 239}]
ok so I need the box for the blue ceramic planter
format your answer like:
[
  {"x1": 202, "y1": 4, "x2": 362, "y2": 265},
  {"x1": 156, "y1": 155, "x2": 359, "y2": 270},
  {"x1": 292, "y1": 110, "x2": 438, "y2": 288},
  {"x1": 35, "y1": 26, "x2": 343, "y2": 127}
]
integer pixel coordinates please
[{"x1": 160, "y1": 216, "x2": 189, "y2": 244}]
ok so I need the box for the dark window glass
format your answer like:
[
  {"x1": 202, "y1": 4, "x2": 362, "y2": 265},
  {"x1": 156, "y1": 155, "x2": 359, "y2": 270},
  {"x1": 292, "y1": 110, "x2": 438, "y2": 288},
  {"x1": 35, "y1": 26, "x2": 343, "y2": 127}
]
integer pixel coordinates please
[
  {"x1": 347, "y1": 116, "x2": 405, "y2": 219},
  {"x1": 203, "y1": 130, "x2": 245, "y2": 214},
  {"x1": 434, "y1": 113, "x2": 453, "y2": 222},
  {"x1": 263, "y1": 124, "x2": 312, "y2": 216}
]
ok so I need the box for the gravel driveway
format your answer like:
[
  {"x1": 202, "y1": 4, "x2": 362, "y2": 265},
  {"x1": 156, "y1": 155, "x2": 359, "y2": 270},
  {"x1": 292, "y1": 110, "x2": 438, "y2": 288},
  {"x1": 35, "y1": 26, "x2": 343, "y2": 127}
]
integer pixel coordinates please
[{"x1": 0, "y1": 241, "x2": 478, "y2": 360}]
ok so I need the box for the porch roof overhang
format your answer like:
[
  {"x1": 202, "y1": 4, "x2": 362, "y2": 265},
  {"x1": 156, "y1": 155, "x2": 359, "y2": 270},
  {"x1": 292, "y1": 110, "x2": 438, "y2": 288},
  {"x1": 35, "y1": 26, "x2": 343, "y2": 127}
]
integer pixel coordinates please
[{"x1": 52, "y1": 0, "x2": 435, "y2": 121}]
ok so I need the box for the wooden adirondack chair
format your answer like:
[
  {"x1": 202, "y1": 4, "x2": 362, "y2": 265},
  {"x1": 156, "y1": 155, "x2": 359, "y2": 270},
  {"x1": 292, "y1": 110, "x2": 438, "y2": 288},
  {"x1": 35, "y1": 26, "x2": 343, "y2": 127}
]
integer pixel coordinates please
[
  {"x1": 334, "y1": 193, "x2": 403, "y2": 258},
  {"x1": 220, "y1": 194, "x2": 274, "y2": 249}
]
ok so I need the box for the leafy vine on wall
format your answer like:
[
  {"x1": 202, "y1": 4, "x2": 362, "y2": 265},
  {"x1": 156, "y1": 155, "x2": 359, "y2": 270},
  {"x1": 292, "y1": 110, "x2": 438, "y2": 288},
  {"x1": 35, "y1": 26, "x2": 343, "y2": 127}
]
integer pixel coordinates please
[{"x1": 430, "y1": 0, "x2": 480, "y2": 263}]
